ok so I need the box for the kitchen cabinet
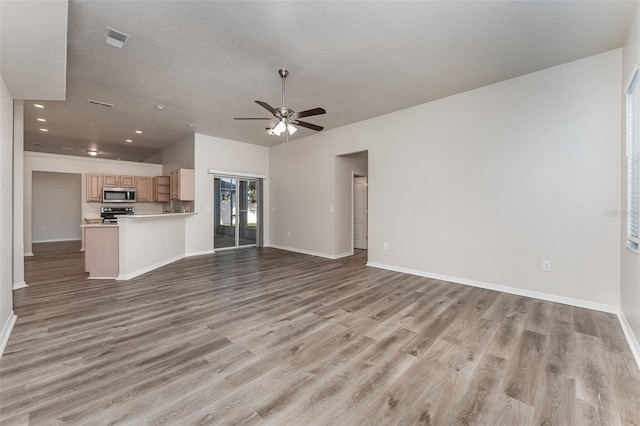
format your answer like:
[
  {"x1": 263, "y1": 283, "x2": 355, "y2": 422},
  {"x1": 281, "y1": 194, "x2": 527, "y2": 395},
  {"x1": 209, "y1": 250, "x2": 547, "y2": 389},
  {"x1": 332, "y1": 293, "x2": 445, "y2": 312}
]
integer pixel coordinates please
[
  {"x1": 103, "y1": 174, "x2": 119, "y2": 187},
  {"x1": 104, "y1": 174, "x2": 135, "y2": 188},
  {"x1": 154, "y1": 176, "x2": 170, "y2": 202},
  {"x1": 83, "y1": 225, "x2": 119, "y2": 278},
  {"x1": 170, "y1": 168, "x2": 195, "y2": 201},
  {"x1": 135, "y1": 176, "x2": 153, "y2": 202},
  {"x1": 87, "y1": 173, "x2": 167, "y2": 203},
  {"x1": 86, "y1": 173, "x2": 103, "y2": 202},
  {"x1": 120, "y1": 175, "x2": 135, "y2": 188}
]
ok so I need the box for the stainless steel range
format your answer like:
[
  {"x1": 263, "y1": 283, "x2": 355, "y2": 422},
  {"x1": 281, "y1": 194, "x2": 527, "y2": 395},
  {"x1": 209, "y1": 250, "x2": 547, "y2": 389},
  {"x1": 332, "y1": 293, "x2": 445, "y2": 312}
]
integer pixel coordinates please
[{"x1": 101, "y1": 206, "x2": 134, "y2": 223}]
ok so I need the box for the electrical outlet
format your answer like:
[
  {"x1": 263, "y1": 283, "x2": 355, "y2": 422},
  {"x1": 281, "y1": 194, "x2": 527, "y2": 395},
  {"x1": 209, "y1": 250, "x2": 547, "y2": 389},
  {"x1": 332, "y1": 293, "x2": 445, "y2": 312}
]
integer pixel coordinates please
[
  {"x1": 41, "y1": 226, "x2": 46, "y2": 232},
  {"x1": 542, "y1": 260, "x2": 551, "y2": 272},
  {"x1": 166, "y1": 239, "x2": 170, "y2": 246},
  {"x1": 287, "y1": 231, "x2": 291, "y2": 237},
  {"x1": 329, "y1": 206, "x2": 334, "y2": 213},
  {"x1": 384, "y1": 242, "x2": 389, "y2": 250}
]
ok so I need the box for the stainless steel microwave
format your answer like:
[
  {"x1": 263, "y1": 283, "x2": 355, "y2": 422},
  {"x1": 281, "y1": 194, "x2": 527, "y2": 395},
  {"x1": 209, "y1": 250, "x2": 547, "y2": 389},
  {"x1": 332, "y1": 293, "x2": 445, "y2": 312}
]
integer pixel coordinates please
[{"x1": 103, "y1": 187, "x2": 136, "y2": 203}]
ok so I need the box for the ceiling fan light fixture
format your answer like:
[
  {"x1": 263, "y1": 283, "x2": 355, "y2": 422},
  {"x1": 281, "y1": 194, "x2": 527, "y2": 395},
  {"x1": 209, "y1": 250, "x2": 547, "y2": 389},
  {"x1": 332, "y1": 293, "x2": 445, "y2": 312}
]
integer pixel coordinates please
[
  {"x1": 287, "y1": 123, "x2": 297, "y2": 135},
  {"x1": 273, "y1": 120, "x2": 287, "y2": 135}
]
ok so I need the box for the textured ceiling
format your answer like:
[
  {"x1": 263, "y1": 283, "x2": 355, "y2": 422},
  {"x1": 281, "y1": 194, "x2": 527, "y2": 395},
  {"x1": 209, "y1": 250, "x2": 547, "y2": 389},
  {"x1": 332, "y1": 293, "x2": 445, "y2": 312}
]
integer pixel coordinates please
[
  {"x1": 21, "y1": 0, "x2": 639, "y2": 162},
  {"x1": 1, "y1": 0, "x2": 68, "y2": 100}
]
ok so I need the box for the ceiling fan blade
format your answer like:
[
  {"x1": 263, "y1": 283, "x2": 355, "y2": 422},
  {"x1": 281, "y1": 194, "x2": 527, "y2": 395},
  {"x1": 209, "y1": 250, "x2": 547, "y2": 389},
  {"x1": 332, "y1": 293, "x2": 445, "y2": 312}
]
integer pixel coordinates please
[
  {"x1": 295, "y1": 107, "x2": 326, "y2": 119},
  {"x1": 294, "y1": 120, "x2": 324, "y2": 132},
  {"x1": 255, "y1": 100, "x2": 277, "y2": 115},
  {"x1": 234, "y1": 117, "x2": 272, "y2": 120}
]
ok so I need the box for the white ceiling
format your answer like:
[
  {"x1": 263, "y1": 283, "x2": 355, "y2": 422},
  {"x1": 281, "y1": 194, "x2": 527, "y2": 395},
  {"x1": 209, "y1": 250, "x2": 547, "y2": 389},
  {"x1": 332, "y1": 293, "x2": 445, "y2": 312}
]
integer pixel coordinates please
[
  {"x1": 15, "y1": 0, "x2": 639, "y2": 162},
  {"x1": 1, "y1": 0, "x2": 68, "y2": 100}
]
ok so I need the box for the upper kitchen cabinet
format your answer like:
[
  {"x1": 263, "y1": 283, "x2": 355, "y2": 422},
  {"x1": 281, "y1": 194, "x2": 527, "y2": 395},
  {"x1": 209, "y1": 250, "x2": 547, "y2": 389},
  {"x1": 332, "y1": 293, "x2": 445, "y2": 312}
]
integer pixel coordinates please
[
  {"x1": 170, "y1": 169, "x2": 195, "y2": 201},
  {"x1": 120, "y1": 175, "x2": 135, "y2": 188},
  {"x1": 103, "y1": 174, "x2": 119, "y2": 187},
  {"x1": 135, "y1": 176, "x2": 153, "y2": 202},
  {"x1": 154, "y1": 176, "x2": 170, "y2": 202},
  {"x1": 103, "y1": 174, "x2": 135, "y2": 188},
  {"x1": 86, "y1": 173, "x2": 103, "y2": 202}
]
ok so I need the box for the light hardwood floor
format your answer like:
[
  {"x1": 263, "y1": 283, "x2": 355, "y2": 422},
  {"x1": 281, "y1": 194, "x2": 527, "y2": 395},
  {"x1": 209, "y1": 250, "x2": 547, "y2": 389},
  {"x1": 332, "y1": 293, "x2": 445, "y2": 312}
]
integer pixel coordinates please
[{"x1": 1, "y1": 246, "x2": 639, "y2": 425}]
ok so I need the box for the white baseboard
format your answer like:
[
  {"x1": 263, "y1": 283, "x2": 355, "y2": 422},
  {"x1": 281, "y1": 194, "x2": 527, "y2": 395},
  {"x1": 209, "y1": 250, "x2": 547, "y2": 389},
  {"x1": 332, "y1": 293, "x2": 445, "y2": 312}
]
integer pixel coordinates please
[
  {"x1": 117, "y1": 254, "x2": 185, "y2": 281},
  {"x1": 365, "y1": 261, "x2": 619, "y2": 314},
  {"x1": 617, "y1": 312, "x2": 640, "y2": 370},
  {"x1": 12, "y1": 281, "x2": 27, "y2": 290},
  {"x1": 32, "y1": 237, "x2": 82, "y2": 243},
  {"x1": 24, "y1": 252, "x2": 34, "y2": 257},
  {"x1": 333, "y1": 251, "x2": 353, "y2": 259},
  {"x1": 0, "y1": 312, "x2": 17, "y2": 359},
  {"x1": 267, "y1": 244, "x2": 354, "y2": 260},
  {"x1": 185, "y1": 249, "x2": 215, "y2": 257}
]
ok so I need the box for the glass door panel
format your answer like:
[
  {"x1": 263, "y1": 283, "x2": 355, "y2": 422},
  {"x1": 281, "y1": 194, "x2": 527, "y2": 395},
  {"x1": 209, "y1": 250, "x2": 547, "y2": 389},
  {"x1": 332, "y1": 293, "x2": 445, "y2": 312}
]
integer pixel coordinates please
[
  {"x1": 214, "y1": 178, "x2": 237, "y2": 249},
  {"x1": 214, "y1": 177, "x2": 258, "y2": 249},
  {"x1": 238, "y1": 180, "x2": 257, "y2": 246}
]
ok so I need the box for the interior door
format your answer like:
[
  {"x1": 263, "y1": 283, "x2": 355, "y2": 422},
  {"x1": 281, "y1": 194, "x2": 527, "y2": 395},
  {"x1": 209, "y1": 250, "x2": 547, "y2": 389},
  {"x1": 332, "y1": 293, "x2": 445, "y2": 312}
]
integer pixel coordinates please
[{"x1": 354, "y1": 176, "x2": 368, "y2": 250}]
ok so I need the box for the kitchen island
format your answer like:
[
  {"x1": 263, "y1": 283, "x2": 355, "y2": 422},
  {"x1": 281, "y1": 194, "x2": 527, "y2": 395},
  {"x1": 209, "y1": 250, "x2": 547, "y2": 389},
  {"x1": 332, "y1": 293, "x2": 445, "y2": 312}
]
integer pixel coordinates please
[{"x1": 82, "y1": 212, "x2": 197, "y2": 280}]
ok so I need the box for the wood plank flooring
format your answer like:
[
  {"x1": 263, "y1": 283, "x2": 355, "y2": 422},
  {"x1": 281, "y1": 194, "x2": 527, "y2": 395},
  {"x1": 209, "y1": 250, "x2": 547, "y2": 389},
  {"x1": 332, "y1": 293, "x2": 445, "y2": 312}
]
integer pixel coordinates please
[{"x1": 1, "y1": 246, "x2": 639, "y2": 425}]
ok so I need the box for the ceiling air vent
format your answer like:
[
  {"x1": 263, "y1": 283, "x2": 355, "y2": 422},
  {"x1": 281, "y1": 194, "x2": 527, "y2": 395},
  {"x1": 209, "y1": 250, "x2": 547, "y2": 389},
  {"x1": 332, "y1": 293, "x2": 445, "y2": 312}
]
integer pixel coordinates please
[
  {"x1": 103, "y1": 27, "x2": 130, "y2": 49},
  {"x1": 87, "y1": 99, "x2": 113, "y2": 108}
]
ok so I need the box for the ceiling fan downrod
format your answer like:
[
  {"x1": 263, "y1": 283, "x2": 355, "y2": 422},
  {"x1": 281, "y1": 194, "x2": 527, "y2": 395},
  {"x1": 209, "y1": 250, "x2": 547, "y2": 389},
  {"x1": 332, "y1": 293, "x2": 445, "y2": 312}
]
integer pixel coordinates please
[{"x1": 279, "y1": 68, "x2": 289, "y2": 108}]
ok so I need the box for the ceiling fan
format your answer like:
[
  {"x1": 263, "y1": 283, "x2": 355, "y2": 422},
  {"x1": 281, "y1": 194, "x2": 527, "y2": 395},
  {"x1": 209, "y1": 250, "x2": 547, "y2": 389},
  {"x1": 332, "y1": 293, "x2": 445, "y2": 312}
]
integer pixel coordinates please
[{"x1": 234, "y1": 68, "x2": 326, "y2": 136}]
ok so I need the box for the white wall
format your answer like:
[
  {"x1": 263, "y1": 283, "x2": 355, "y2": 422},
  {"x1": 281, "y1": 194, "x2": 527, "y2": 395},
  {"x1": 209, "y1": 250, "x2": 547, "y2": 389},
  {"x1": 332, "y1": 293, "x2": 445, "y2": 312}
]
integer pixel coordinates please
[
  {"x1": 156, "y1": 133, "x2": 195, "y2": 174},
  {"x1": 0, "y1": 75, "x2": 15, "y2": 354},
  {"x1": 186, "y1": 133, "x2": 269, "y2": 255},
  {"x1": 118, "y1": 216, "x2": 187, "y2": 280},
  {"x1": 270, "y1": 50, "x2": 622, "y2": 308},
  {"x1": 621, "y1": 5, "x2": 640, "y2": 354},
  {"x1": 31, "y1": 171, "x2": 82, "y2": 242},
  {"x1": 24, "y1": 152, "x2": 163, "y2": 255},
  {"x1": 13, "y1": 100, "x2": 24, "y2": 288}
]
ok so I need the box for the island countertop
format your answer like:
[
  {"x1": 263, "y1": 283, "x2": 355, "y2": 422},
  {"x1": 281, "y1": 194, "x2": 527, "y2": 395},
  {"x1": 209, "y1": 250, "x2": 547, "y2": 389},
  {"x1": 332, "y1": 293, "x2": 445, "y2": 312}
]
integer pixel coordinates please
[{"x1": 118, "y1": 212, "x2": 198, "y2": 219}]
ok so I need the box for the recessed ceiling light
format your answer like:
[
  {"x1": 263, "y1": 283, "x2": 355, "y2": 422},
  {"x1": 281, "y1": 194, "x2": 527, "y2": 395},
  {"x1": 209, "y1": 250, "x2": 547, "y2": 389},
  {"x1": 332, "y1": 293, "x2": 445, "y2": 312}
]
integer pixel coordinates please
[
  {"x1": 34, "y1": 104, "x2": 44, "y2": 109},
  {"x1": 40, "y1": 128, "x2": 48, "y2": 132},
  {"x1": 135, "y1": 130, "x2": 142, "y2": 134},
  {"x1": 62, "y1": 147, "x2": 74, "y2": 151},
  {"x1": 88, "y1": 123, "x2": 95, "y2": 126},
  {"x1": 33, "y1": 143, "x2": 43, "y2": 147},
  {"x1": 87, "y1": 150, "x2": 98, "y2": 156},
  {"x1": 155, "y1": 104, "x2": 166, "y2": 110},
  {"x1": 187, "y1": 123, "x2": 195, "y2": 128},
  {"x1": 125, "y1": 139, "x2": 132, "y2": 143},
  {"x1": 37, "y1": 118, "x2": 46, "y2": 122}
]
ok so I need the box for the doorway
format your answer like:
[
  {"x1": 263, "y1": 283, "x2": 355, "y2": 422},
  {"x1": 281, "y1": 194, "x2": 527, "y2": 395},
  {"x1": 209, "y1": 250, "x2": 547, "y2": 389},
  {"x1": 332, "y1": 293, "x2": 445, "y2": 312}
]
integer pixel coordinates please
[
  {"x1": 214, "y1": 177, "x2": 259, "y2": 250},
  {"x1": 31, "y1": 171, "x2": 82, "y2": 255},
  {"x1": 353, "y1": 176, "x2": 368, "y2": 250}
]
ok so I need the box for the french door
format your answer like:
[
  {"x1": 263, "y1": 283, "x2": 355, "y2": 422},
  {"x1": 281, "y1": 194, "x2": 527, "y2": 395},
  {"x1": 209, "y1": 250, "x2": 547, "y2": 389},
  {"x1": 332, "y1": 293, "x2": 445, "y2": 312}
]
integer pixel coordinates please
[{"x1": 214, "y1": 177, "x2": 259, "y2": 249}]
